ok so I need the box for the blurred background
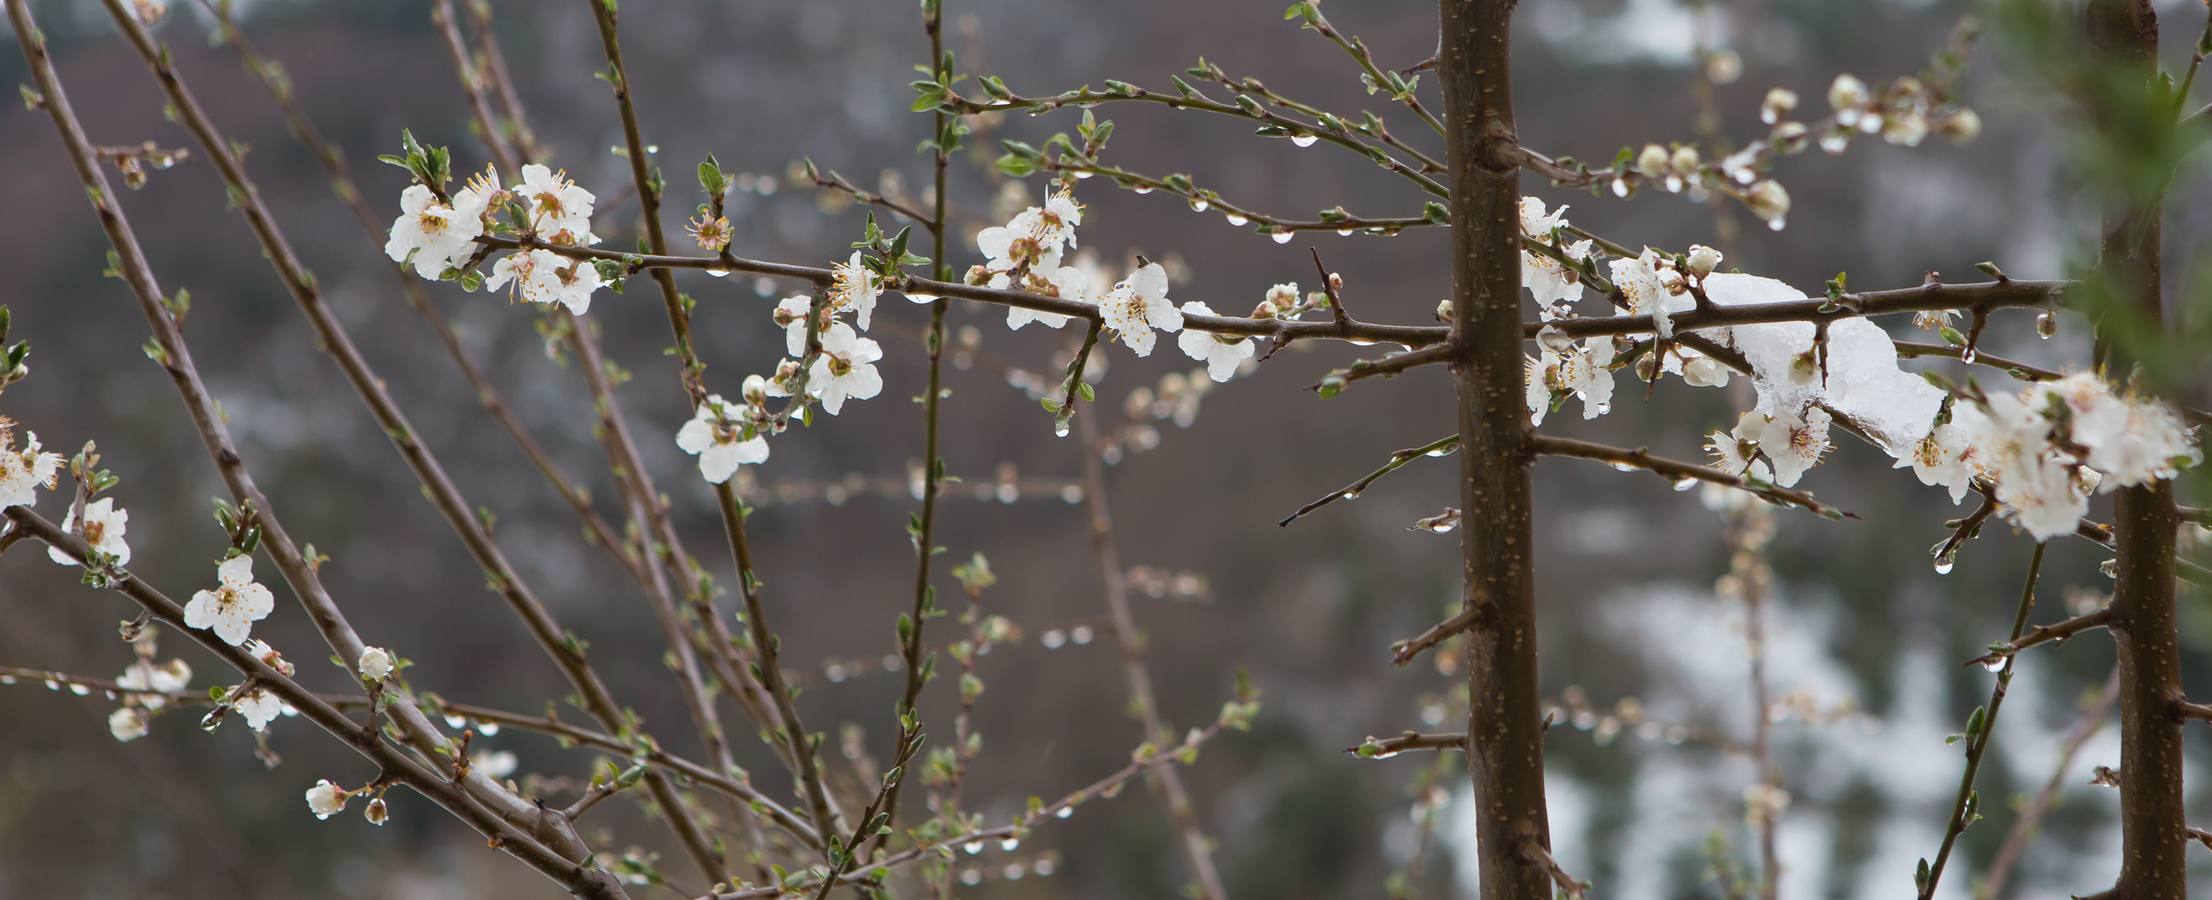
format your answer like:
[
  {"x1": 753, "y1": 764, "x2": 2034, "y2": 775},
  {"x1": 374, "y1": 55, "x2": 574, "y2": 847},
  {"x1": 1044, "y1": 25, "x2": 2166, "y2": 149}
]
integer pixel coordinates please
[{"x1": 2, "y1": 0, "x2": 2209, "y2": 897}]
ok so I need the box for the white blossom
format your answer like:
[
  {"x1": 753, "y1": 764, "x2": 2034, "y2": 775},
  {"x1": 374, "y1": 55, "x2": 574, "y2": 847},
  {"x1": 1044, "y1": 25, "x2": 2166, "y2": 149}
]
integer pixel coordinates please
[
  {"x1": 383, "y1": 184, "x2": 486, "y2": 279},
  {"x1": 1100, "y1": 263, "x2": 1182, "y2": 356},
  {"x1": 183, "y1": 555, "x2": 275, "y2": 646},
  {"x1": 675, "y1": 395, "x2": 769, "y2": 484},
  {"x1": 1174, "y1": 302, "x2": 1255, "y2": 382},
  {"x1": 1685, "y1": 244, "x2": 1723, "y2": 278},
  {"x1": 232, "y1": 685, "x2": 285, "y2": 732},
  {"x1": 109, "y1": 707, "x2": 149, "y2": 742},
  {"x1": 807, "y1": 323, "x2": 884, "y2": 415},
  {"x1": 1895, "y1": 422, "x2": 1975, "y2": 504},
  {"x1": 830, "y1": 252, "x2": 881, "y2": 330},
  {"x1": 1708, "y1": 411, "x2": 1775, "y2": 483},
  {"x1": 513, "y1": 164, "x2": 596, "y2": 244},
  {"x1": 1745, "y1": 180, "x2": 1791, "y2": 226},
  {"x1": 1526, "y1": 339, "x2": 1614, "y2": 425},
  {"x1": 1828, "y1": 74, "x2": 1871, "y2": 114},
  {"x1": 1757, "y1": 406, "x2": 1831, "y2": 488},
  {"x1": 48, "y1": 496, "x2": 130, "y2": 567},
  {"x1": 486, "y1": 248, "x2": 600, "y2": 315},
  {"x1": 117, "y1": 658, "x2": 190, "y2": 710},
  {"x1": 0, "y1": 419, "x2": 63, "y2": 509},
  {"x1": 1518, "y1": 197, "x2": 1592, "y2": 314},
  {"x1": 357, "y1": 646, "x2": 394, "y2": 681},
  {"x1": 1760, "y1": 87, "x2": 1798, "y2": 124},
  {"x1": 306, "y1": 780, "x2": 349, "y2": 820},
  {"x1": 1609, "y1": 249, "x2": 1689, "y2": 339}
]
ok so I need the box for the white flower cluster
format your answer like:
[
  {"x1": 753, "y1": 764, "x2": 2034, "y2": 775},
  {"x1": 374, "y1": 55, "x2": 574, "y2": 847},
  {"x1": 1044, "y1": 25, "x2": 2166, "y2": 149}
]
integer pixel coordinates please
[
  {"x1": 1521, "y1": 199, "x2": 1729, "y2": 426},
  {"x1": 1921, "y1": 374, "x2": 2198, "y2": 539},
  {"x1": 678, "y1": 253, "x2": 886, "y2": 484},
  {"x1": 107, "y1": 655, "x2": 191, "y2": 743},
  {"x1": 966, "y1": 191, "x2": 1258, "y2": 379},
  {"x1": 386, "y1": 164, "x2": 605, "y2": 314}
]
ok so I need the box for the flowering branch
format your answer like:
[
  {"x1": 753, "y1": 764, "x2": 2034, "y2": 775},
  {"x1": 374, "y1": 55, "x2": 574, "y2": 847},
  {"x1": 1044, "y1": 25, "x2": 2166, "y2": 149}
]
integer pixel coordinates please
[
  {"x1": 9, "y1": 0, "x2": 597, "y2": 861},
  {"x1": 472, "y1": 233, "x2": 1450, "y2": 347},
  {"x1": 197, "y1": 0, "x2": 648, "y2": 588},
  {"x1": 584, "y1": 0, "x2": 848, "y2": 848},
  {"x1": 7, "y1": 507, "x2": 631, "y2": 900},
  {"x1": 98, "y1": 2, "x2": 729, "y2": 877}
]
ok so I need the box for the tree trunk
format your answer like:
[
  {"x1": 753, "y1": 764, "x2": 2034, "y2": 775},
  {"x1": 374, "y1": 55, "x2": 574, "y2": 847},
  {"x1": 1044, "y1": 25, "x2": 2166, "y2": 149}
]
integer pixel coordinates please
[
  {"x1": 2086, "y1": 2, "x2": 2186, "y2": 897},
  {"x1": 1437, "y1": 1, "x2": 1554, "y2": 897}
]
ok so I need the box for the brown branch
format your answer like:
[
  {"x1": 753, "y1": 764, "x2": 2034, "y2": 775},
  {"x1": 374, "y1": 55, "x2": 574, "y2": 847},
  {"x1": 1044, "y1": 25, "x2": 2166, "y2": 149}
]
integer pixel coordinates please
[
  {"x1": 1390, "y1": 605, "x2": 1480, "y2": 667},
  {"x1": 1965, "y1": 608, "x2": 2114, "y2": 670},
  {"x1": 1526, "y1": 279, "x2": 2066, "y2": 340},
  {"x1": 1279, "y1": 434, "x2": 1460, "y2": 527},
  {"x1": 1531, "y1": 435, "x2": 1852, "y2": 519},
  {"x1": 1349, "y1": 731, "x2": 1467, "y2": 757}
]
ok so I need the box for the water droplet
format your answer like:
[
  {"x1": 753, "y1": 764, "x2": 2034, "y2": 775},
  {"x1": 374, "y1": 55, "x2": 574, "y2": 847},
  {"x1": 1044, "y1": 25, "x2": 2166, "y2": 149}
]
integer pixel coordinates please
[
  {"x1": 1188, "y1": 199, "x2": 1210, "y2": 213},
  {"x1": 1672, "y1": 477, "x2": 1696, "y2": 492},
  {"x1": 1610, "y1": 462, "x2": 1636, "y2": 472},
  {"x1": 1271, "y1": 231, "x2": 1294, "y2": 244},
  {"x1": 1073, "y1": 171, "x2": 1094, "y2": 180},
  {"x1": 704, "y1": 268, "x2": 730, "y2": 278},
  {"x1": 2036, "y1": 311, "x2": 2056, "y2": 339},
  {"x1": 963, "y1": 841, "x2": 985, "y2": 855},
  {"x1": 1290, "y1": 133, "x2": 1319, "y2": 148},
  {"x1": 1959, "y1": 346, "x2": 1977, "y2": 364},
  {"x1": 1980, "y1": 655, "x2": 2008, "y2": 673},
  {"x1": 444, "y1": 713, "x2": 467, "y2": 729},
  {"x1": 1070, "y1": 625, "x2": 1095, "y2": 645},
  {"x1": 68, "y1": 683, "x2": 89, "y2": 696},
  {"x1": 1042, "y1": 629, "x2": 1067, "y2": 649},
  {"x1": 476, "y1": 721, "x2": 500, "y2": 736},
  {"x1": 1340, "y1": 489, "x2": 1363, "y2": 500},
  {"x1": 1611, "y1": 179, "x2": 1630, "y2": 198},
  {"x1": 645, "y1": 144, "x2": 660, "y2": 155},
  {"x1": 999, "y1": 837, "x2": 1021, "y2": 851},
  {"x1": 1055, "y1": 806, "x2": 1073, "y2": 819},
  {"x1": 1224, "y1": 213, "x2": 1248, "y2": 227},
  {"x1": 1132, "y1": 185, "x2": 1152, "y2": 195},
  {"x1": 1052, "y1": 419, "x2": 1071, "y2": 438},
  {"x1": 1336, "y1": 228, "x2": 1353, "y2": 236},
  {"x1": 1933, "y1": 558, "x2": 1955, "y2": 575},
  {"x1": 1765, "y1": 217, "x2": 1786, "y2": 232}
]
